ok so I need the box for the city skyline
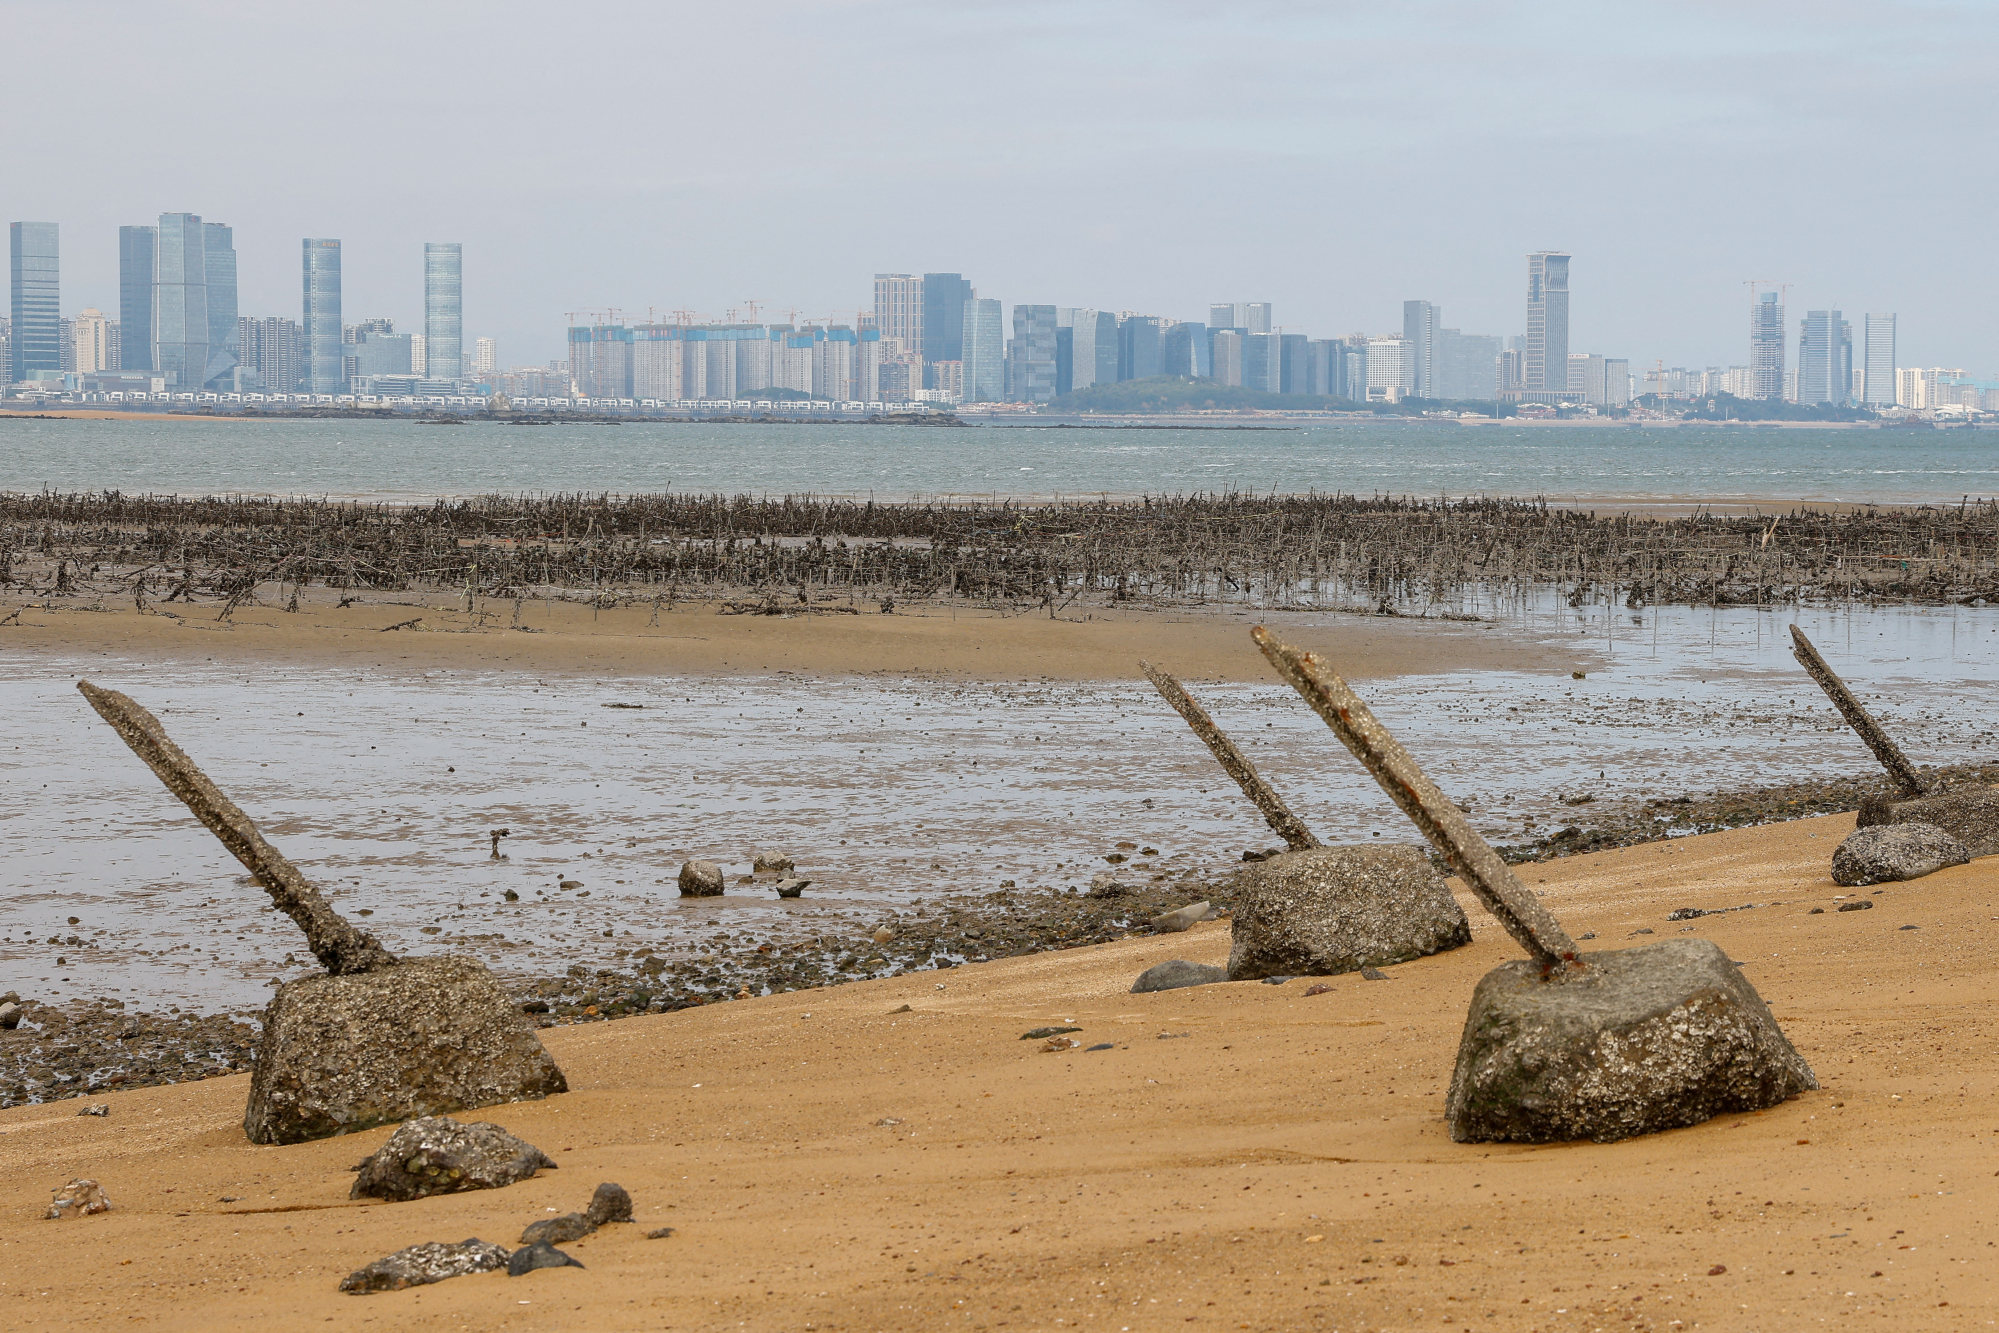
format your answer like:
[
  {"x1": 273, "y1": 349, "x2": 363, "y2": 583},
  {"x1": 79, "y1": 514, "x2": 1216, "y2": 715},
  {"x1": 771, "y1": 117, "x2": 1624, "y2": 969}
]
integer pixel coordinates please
[{"x1": 0, "y1": 3, "x2": 1992, "y2": 373}]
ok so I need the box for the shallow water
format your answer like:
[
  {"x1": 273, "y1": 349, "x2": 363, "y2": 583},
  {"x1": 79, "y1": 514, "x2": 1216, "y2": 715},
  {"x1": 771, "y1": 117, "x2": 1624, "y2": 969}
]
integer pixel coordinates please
[
  {"x1": 3, "y1": 600, "x2": 1994, "y2": 1013},
  {"x1": 3, "y1": 415, "x2": 1997, "y2": 504}
]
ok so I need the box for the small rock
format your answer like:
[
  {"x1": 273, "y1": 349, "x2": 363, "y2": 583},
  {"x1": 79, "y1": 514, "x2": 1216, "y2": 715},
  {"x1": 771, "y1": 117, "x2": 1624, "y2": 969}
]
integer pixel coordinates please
[
  {"x1": 507, "y1": 1241, "x2": 584, "y2": 1276},
  {"x1": 1837, "y1": 900, "x2": 1873, "y2": 913},
  {"x1": 1898, "y1": 924, "x2": 1919, "y2": 931},
  {"x1": 1303, "y1": 983, "x2": 1333, "y2": 996},
  {"x1": 888, "y1": 1004, "x2": 912, "y2": 1014},
  {"x1": 1227, "y1": 846, "x2": 1470, "y2": 981},
  {"x1": 1021, "y1": 1026, "x2": 1082, "y2": 1040},
  {"x1": 1632, "y1": 928, "x2": 1655, "y2": 935},
  {"x1": 340, "y1": 1238, "x2": 509, "y2": 1294},
  {"x1": 558, "y1": 879, "x2": 583, "y2": 890},
  {"x1": 520, "y1": 1213, "x2": 595, "y2": 1245},
  {"x1": 1131, "y1": 960, "x2": 1229, "y2": 994},
  {"x1": 1040, "y1": 1036, "x2": 1082, "y2": 1052},
  {"x1": 1579, "y1": 932, "x2": 1597, "y2": 940},
  {"x1": 1707, "y1": 1263, "x2": 1727, "y2": 1276},
  {"x1": 0, "y1": 1002, "x2": 20, "y2": 1030},
  {"x1": 773, "y1": 878, "x2": 810, "y2": 898},
  {"x1": 1150, "y1": 901, "x2": 1210, "y2": 934},
  {"x1": 1832, "y1": 822, "x2": 1969, "y2": 887},
  {"x1": 1085, "y1": 1043, "x2": 1114, "y2": 1052},
  {"x1": 1808, "y1": 907, "x2": 1825, "y2": 914},
  {"x1": 1087, "y1": 872, "x2": 1129, "y2": 898},
  {"x1": 77, "y1": 1104, "x2": 108, "y2": 1117},
  {"x1": 678, "y1": 860, "x2": 725, "y2": 897},
  {"x1": 1360, "y1": 967, "x2": 1389, "y2": 981},
  {"x1": 350, "y1": 1116, "x2": 556, "y2": 1202},
  {"x1": 1259, "y1": 976, "x2": 1294, "y2": 985},
  {"x1": 44, "y1": 1178, "x2": 110, "y2": 1219},
  {"x1": 872, "y1": 925, "x2": 895, "y2": 945},
  {"x1": 646, "y1": 1226, "x2": 677, "y2": 1240},
  {"x1": 586, "y1": 1181, "x2": 633, "y2": 1225},
  {"x1": 752, "y1": 852, "x2": 795, "y2": 875}
]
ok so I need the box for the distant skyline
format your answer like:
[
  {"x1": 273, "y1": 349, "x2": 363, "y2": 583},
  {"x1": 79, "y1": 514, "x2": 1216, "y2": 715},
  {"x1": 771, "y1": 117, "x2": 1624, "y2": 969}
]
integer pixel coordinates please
[{"x1": 3, "y1": 1, "x2": 1994, "y2": 370}]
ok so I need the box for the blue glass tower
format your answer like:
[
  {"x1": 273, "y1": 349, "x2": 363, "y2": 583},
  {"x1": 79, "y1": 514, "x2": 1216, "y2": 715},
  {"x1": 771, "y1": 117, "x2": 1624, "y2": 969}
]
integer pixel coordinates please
[{"x1": 8, "y1": 222, "x2": 60, "y2": 383}]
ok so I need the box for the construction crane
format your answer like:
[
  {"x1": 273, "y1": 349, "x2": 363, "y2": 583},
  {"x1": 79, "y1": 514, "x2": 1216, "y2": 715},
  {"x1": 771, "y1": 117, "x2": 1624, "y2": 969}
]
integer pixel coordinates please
[
  {"x1": 739, "y1": 299, "x2": 763, "y2": 323},
  {"x1": 671, "y1": 308, "x2": 698, "y2": 327}
]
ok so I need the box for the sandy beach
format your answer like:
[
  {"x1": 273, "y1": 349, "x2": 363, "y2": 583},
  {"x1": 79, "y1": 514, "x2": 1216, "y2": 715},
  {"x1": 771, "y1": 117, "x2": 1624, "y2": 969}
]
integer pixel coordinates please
[{"x1": 0, "y1": 810, "x2": 1990, "y2": 1329}]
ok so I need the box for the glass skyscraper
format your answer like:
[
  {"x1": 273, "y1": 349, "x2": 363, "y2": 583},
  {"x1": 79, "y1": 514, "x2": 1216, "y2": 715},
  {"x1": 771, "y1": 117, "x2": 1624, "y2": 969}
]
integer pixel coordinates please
[
  {"x1": 302, "y1": 239, "x2": 344, "y2": 393},
  {"x1": 202, "y1": 222, "x2": 238, "y2": 389},
  {"x1": 153, "y1": 213, "x2": 209, "y2": 391},
  {"x1": 959, "y1": 297, "x2": 1004, "y2": 403},
  {"x1": 1795, "y1": 310, "x2": 1853, "y2": 407},
  {"x1": 118, "y1": 225, "x2": 156, "y2": 374},
  {"x1": 1862, "y1": 314, "x2": 1896, "y2": 408},
  {"x1": 423, "y1": 243, "x2": 462, "y2": 381},
  {"x1": 1524, "y1": 252, "x2": 1569, "y2": 393},
  {"x1": 921, "y1": 273, "x2": 972, "y2": 380},
  {"x1": 8, "y1": 222, "x2": 61, "y2": 383},
  {"x1": 1750, "y1": 290, "x2": 1786, "y2": 401}
]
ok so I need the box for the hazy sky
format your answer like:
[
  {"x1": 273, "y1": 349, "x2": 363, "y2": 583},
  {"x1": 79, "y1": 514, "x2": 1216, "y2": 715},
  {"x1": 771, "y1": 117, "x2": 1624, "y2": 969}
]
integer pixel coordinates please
[{"x1": 7, "y1": 1, "x2": 1994, "y2": 371}]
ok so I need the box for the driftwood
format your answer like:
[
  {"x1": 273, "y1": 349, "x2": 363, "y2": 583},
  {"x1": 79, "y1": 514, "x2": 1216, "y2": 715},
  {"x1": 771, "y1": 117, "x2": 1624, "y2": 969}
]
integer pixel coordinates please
[
  {"x1": 1140, "y1": 660, "x2": 1318, "y2": 851},
  {"x1": 1788, "y1": 625, "x2": 1929, "y2": 798},
  {"x1": 76, "y1": 681, "x2": 397, "y2": 975},
  {"x1": 1250, "y1": 626, "x2": 1582, "y2": 975}
]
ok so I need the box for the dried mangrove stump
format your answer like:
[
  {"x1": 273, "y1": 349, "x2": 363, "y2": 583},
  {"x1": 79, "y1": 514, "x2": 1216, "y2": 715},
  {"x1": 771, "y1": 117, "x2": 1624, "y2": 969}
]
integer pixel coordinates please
[
  {"x1": 1250, "y1": 626, "x2": 1582, "y2": 975},
  {"x1": 1788, "y1": 625, "x2": 1928, "y2": 798},
  {"x1": 76, "y1": 681, "x2": 398, "y2": 976},
  {"x1": 1141, "y1": 659, "x2": 1319, "y2": 851}
]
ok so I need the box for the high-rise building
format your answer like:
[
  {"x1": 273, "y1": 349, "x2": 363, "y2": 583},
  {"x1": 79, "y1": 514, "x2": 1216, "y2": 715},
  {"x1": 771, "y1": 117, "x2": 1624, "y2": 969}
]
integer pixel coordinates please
[
  {"x1": 1795, "y1": 310, "x2": 1853, "y2": 406},
  {"x1": 1244, "y1": 303, "x2": 1272, "y2": 336},
  {"x1": 423, "y1": 242, "x2": 462, "y2": 381},
  {"x1": 1207, "y1": 302, "x2": 1271, "y2": 334},
  {"x1": 1524, "y1": 252, "x2": 1570, "y2": 393},
  {"x1": 1117, "y1": 315, "x2": 1167, "y2": 381},
  {"x1": 1210, "y1": 329, "x2": 1243, "y2": 387},
  {"x1": 72, "y1": 308, "x2": 113, "y2": 373},
  {"x1": 1243, "y1": 332, "x2": 1282, "y2": 393},
  {"x1": 410, "y1": 334, "x2": 426, "y2": 377},
  {"x1": 1749, "y1": 290, "x2": 1785, "y2": 401},
  {"x1": 1569, "y1": 353, "x2": 1631, "y2": 407},
  {"x1": 1161, "y1": 321, "x2": 1212, "y2": 378},
  {"x1": 1006, "y1": 305, "x2": 1058, "y2": 403},
  {"x1": 921, "y1": 273, "x2": 972, "y2": 385},
  {"x1": 473, "y1": 336, "x2": 496, "y2": 378},
  {"x1": 1862, "y1": 314, "x2": 1896, "y2": 408},
  {"x1": 568, "y1": 323, "x2": 633, "y2": 398},
  {"x1": 1435, "y1": 329, "x2": 1502, "y2": 400},
  {"x1": 1055, "y1": 308, "x2": 1118, "y2": 394},
  {"x1": 118, "y1": 225, "x2": 156, "y2": 373},
  {"x1": 237, "y1": 316, "x2": 303, "y2": 393},
  {"x1": 1402, "y1": 300, "x2": 1440, "y2": 398},
  {"x1": 8, "y1": 222, "x2": 60, "y2": 383},
  {"x1": 873, "y1": 274, "x2": 923, "y2": 354},
  {"x1": 153, "y1": 214, "x2": 209, "y2": 391},
  {"x1": 302, "y1": 239, "x2": 344, "y2": 393},
  {"x1": 202, "y1": 222, "x2": 237, "y2": 388},
  {"x1": 959, "y1": 298, "x2": 1004, "y2": 403},
  {"x1": 1279, "y1": 333, "x2": 1313, "y2": 395},
  {"x1": 1366, "y1": 335, "x2": 1414, "y2": 401}
]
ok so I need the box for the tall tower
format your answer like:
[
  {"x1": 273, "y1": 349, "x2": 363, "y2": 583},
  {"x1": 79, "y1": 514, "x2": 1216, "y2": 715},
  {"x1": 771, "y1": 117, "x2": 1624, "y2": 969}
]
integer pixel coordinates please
[
  {"x1": 7, "y1": 222, "x2": 60, "y2": 383},
  {"x1": 873, "y1": 274, "x2": 923, "y2": 352},
  {"x1": 302, "y1": 238, "x2": 344, "y2": 393},
  {"x1": 153, "y1": 213, "x2": 209, "y2": 391},
  {"x1": 1402, "y1": 300, "x2": 1440, "y2": 398},
  {"x1": 1749, "y1": 289, "x2": 1786, "y2": 400},
  {"x1": 201, "y1": 222, "x2": 237, "y2": 389},
  {"x1": 1862, "y1": 314, "x2": 1896, "y2": 408},
  {"x1": 920, "y1": 273, "x2": 972, "y2": 382},
  {"x1": 424, "y1": 242, "x2": 462, "y2": 380},
  {"x1": 1524, "y1": 252, "x2": 1569, "y2": 393},
  {"x1": 118, "y1": 225, "x2": 156, "y2": 374}
]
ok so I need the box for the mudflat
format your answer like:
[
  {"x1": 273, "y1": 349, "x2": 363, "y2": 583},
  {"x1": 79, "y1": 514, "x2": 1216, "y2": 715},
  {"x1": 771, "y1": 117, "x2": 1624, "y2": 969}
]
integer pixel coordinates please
[{"x1": 2, "y1": 811, "x2": 1990, "y2": 1330}]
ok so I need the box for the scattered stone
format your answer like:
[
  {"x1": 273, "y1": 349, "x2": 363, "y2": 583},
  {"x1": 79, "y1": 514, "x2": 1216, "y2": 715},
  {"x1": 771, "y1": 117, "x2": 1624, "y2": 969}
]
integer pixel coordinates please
[
  {"x1": 646, "y1": 1226, "x2": 677, "y2": 1240},
  {"x1": 1360, "y1": 967, "x2": 1389, "y2": 981},
  {"x1": 1020, "y1": 1026, "x2": 1082, "y2": 1040},
  {"x1": 1085, "y1": 1043, "x2": 1115, "y2": 1052},
  {"x1": 752, "y1": 852, "x2": 795, "y2": 875},
  {"x1": 245, "y1": 957, "x2": 569, "y2": 1146},
  {"x1": 521, "y1": 1212, "x2": 595, "y2": 1245},
  {"x1": 350, "y1": 1116, "x2": 557, "y2": 1201},
  {"x1": 1259, "y1": 976, "x2": 1294, "y2": 985},
  {"x1": 1837, "y1": 900, "x2": 1873, "y2": 912},
  {"x1": 1226, "y1": 846, "x2": 1471, "y2": 981},
  {"x1": 340, "y1": 1238, "x2": 510, "y2": 1294},
  {"x1": 586, "y1": 1181, "x2": 633, "y2": 1225},
  {"x1": 872, "y1": 925, "x2": 895, "y2": 945},
  {"x1": 1832, "y1": 822, "x2": 1970, "y2": 886},
  {"x1": 1087, "y1": 872, "x2": 1130, "y2": 898},
  {"x1": 1040, "y1": 1036, "x2": 1082, "y2": 1052},
  {"x1": 677, "y1": 861, "x2": 725, "y2": 897},
  {"x1": 76, "y1": 1103, "x2": 108, "y2": 1117},
  {"x1": 1446, "y1": 939, "x2": 1818, "y2": 1143},
  {"x1": 1131, "y1": 960, "x2": 1229, "y2": 993},
  {"x1": 1856, "y1": 788, "x2": 1999, "y2": 859},
  {"x1": 1157, "y1": 1032, "x2": 1190, "y2": 1040},
  {"x1": 888, "y1": 1004, "x2": 912, "y2": 1014},
  {"x1": 1150, "y1": 901, "x2": 1210, "y2": 934},
  {"x1": 558, "y1": 879, "x2": 583, "y2": 890},
  {"x1": 773, "y1": 878, "x2": 810, "y2": 898},
  {"x1": 0, "y1": 1002, "x2": 20, "y2": 1030},
  {"x1": 1303, "y1": 983, "x2": 1333, "y2": 996},
  {"x1": 507, "y1": 1241, "x2": 584, "y2": 1276},
  {"x1": 44, "y1": 1178, "x2": 110, "y2": 1219},
  {"x1": 1899, "y1": 924, "x2": 1919, "y2": 931},
  {"x1": 1578, "y1": 931, "x2": 1597, "y2": 939},
  {"x1": 1809, "y1": 908, "x2": 1825, "y2": 914},
  {"x1": 1708, "y1": 1264, "x2": 1727, "y2": 1277}
]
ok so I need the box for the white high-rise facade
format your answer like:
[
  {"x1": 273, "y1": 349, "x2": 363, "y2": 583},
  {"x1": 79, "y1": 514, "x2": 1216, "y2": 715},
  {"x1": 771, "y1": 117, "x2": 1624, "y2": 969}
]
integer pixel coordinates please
[
  {"x1": 474, "y1": 336, "x2": 496, "y2": 377},
  {"x1": 1862, "y1": 314, "x2": 1896, "y2": 407}
]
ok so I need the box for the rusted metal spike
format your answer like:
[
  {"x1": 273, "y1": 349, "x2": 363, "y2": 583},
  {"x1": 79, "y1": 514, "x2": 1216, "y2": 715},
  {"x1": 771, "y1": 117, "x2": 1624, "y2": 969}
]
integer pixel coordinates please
[
  {"x1": 1250, "y1": 626, "x2": 1581, "y2": 974},
  {"x1": 77, "y1": 681, "x2": 398, "y2": 976},
  {"x1": 1788, "y1": 626, "x2": 1928, "y2": 799},
  {"x1": 1141, "y1": 660, "x2": 1320, "y2": 852}
]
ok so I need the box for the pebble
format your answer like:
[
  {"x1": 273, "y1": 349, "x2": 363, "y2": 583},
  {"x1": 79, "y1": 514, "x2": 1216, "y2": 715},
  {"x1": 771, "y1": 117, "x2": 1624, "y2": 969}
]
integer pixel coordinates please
[
  {"x1": 1040, "y1": 1036, "x2": 1082, "y2": 1052},
  {"x1": 753, "y1": 852, "x2": 796, "y2": 875},
  {"x1": 646, "y1": 1226, "x2": 677, "y2": 1240},
  {"x1": 1898, "y1": 924, "x2": 1919, "y2": 931},
  {"x1": 1259, "y1": 975, "x2": 1295, "y2": 986},
  {"x1": 1360, "y1": 968, "x2": 1389, "y2": 981},
  {"x1": 1085, "y1": 1043, "x2": 1114, "y2": 1052},
  {"x1": 1303, "y1": 984, "x2": 1333, "y2": 996},
  {"x1": 44, "y1": 1178, "x2": 111, "y2": 1219},
  {"x1": 76, "y1": 1103, "x2": 108, "y2": 1117},
  {"x1": 1021, "y1": 1026, "x2": 1081, "y2": 1040},
  {"x1": 520, "y1": 1212, "x2": 595, "y2": 1245},
  {"x1": 1837, "y1": 901, "x2": 1873, "y2": 913},
  {"x1": 1150, "y1": 901, "x2": 1210, "y2": 934},
  {"x1": 872, "y1": 925, "x2": 895, "y2": 945},
  {"x1": 506, "y1": 1241, "x2": 585, "y2": 1276},
  {"x1": 1131, "y1": 960, "x2": 1228, "y2": 993},
  {"x1": 0, "y1": 1002, "x2": 19, "y2": 1031},
  {"x1": 774, "y1": 878, "x2": 810, "y2": 898},
  {"x1": 1809, "y1": 907, "x2": 1825, "y2": 914}
]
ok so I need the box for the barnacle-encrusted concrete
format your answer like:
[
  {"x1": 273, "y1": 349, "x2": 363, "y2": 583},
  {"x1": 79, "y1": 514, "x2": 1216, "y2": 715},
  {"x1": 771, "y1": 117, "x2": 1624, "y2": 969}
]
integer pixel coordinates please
[
  {"x1": 1856, "y1": 788, "x2": 1999, "y2": 859},
  {"x1": 1226, "y1": 845, "x2": 1471, "y2": 981},
  {"x1": 1832, "y1": 821, "x2": 1970, "y2": 886}
]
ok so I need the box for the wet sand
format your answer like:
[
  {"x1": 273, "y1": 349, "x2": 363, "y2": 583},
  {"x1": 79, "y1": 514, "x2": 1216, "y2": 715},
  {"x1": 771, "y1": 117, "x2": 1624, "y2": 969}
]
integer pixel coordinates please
[{"x1": 2, "y1": 812, "x2": 1994, "y2": 1329}]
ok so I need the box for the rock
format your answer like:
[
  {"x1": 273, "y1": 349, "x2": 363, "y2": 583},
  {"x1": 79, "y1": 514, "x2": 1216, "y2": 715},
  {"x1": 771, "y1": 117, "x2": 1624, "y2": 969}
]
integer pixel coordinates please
[
  {"x1": 0, "y1": 1002, "x2": 19, "y2": 1030},
  {"x1": 351, "y1": 1116, "x2": 556, "y2": 1201},
  {"x1": 1857, "y1": 787, "x2": 1999, "y2": 858},
  {"x1": 507, "y1": 1241, "x2": 584, "y2": 1276},
  {"x1": 752, "y1": 852, "x2": 795, "y2": 875},
  {"x1": 1040, "y1": 1036, "x2": 1082, "y2": 1052},
  {"x1": 1131, "y1": 960, "x2": 1229, "y2": 993},
  {"x1": 1226, "y1": 846, "x2": 1471, "y2": 981},
  {"x1": 77, "y1": 1103, "x2": 108, "y2": 1117},
  {"x1": 1085, "y1": 1042, "x2": 1115, "y2": 1052},
  {"x1": 44, "y1": 1178, "x2": 110, "y2": 1219},
  {"x1": 340, "y1": 1238, "x2": 510, "y2": 1294},
  {"x1": 1303, "y1": 983, "x2": 1332, "y2": 996},
  {"x1": 1831, "y1": 822, "x2": 1969, "y2": 886},
  {"x1": 243, "y1": 957, "x2": 569, "y2": 1146},
  {"x1": 1087, "y1": 872, "x2": 1130, "y2": 898},
  {"x1": 1150, "y1": 901, "x2": 1210, "y2": 934},
  {"x1": 1360, "y1": 967, "x2": 1389, "y2": 981},
  {"x1": 678, "y1": 861, "x2": 725, "y2": 897},
  {"x1": 586, "y1": 1181, "x2": 633, "y2": 1225},
  {"x1": 1020, "y1": 1026, "x2": 1082, "y2": 1040},
  {"x1": 1446, "y1": 939, "x2": 1818, "y2": 1144},
  {"x1": 872, "y1": 925, "x2": 895, "y2": 945},
  {"x1": 520, "y1": 1212, "x2": 596, "y2": 1245},
  {"x1": 1837, "y1": 900, "x2": 1873, "y2": 912},
  {"x1": 646, "y1": 1226, "x2": 677, "y2": 1239},
  {"x1": 773, "y1": 878, "x2": 810, "y2": 898}
]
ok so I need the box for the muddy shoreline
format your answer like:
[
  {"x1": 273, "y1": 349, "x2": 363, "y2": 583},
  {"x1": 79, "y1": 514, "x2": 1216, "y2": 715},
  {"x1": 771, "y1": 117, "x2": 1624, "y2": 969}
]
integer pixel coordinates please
[{"x1": 8, "y1": 760, "x2": 1979, "y2": 1110}]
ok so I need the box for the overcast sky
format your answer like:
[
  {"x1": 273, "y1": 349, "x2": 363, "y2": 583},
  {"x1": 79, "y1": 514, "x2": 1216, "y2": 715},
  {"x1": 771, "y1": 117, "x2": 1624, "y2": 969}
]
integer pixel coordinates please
[{"x1": 6, "y1": 0, "x2": 1994, "y2": 371}]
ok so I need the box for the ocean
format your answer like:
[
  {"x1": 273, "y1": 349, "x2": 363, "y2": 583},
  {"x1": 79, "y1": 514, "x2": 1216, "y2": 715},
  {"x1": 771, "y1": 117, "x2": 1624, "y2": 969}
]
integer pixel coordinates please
[{"x1": 1, "y1": 414, "x2": 1995, "y2": 505}]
